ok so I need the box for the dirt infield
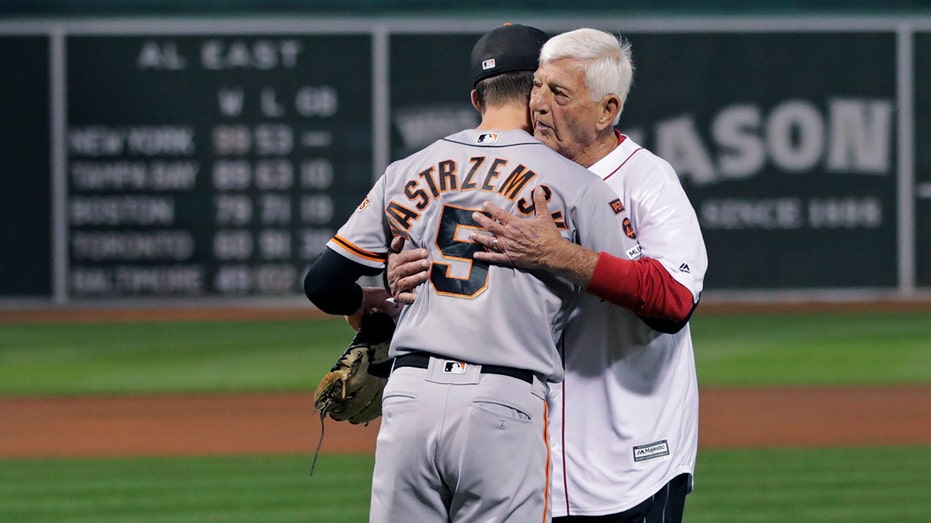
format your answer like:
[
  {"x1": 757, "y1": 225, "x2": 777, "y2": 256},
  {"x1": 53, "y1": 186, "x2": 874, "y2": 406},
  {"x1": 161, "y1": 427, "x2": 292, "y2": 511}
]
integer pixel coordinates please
[{"x1": 2, "y1": 386, "x2": 929, "y2": 458}]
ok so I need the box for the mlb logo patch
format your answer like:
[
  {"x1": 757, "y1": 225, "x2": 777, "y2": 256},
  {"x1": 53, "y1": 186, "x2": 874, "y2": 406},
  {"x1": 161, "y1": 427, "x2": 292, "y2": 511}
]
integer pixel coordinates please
[
  {"x1": 443, "y1": 361, "x2": 467, "y2": 374},
  {"x1": 477, "y1": 133, "x2": 499, "y2": 144},
  {"x1": 482, "y1": 58, "x2": 496, "y2": 70}
]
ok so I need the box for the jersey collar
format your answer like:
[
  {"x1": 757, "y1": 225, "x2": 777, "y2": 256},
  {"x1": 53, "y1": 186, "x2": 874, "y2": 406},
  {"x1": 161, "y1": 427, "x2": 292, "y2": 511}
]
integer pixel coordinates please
[{"x1": 589, "y1": 131, "x2": 636, "y2": 180}]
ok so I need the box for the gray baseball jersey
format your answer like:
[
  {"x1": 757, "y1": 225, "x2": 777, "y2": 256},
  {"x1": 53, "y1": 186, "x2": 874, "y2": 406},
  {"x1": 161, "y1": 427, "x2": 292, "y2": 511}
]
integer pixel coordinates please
[
  {"x1": 327, "y1": 128, "x2": 641, "y2": 522},
  {"x1": 328, "y1": 128, "x2": 642, "y2": 384}
]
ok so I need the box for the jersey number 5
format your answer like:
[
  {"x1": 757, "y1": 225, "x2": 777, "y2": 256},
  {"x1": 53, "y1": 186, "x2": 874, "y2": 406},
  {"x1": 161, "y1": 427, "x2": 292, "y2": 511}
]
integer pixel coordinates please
[{"x1": 431, "y1": 204, "x2": 489, "y2": 299}]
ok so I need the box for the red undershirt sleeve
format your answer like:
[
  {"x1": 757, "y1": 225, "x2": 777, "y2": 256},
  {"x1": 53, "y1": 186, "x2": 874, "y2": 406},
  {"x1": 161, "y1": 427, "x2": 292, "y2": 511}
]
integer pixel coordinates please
[{"x1": 586, "y1": 251, "x2": 695, "y2": 325}]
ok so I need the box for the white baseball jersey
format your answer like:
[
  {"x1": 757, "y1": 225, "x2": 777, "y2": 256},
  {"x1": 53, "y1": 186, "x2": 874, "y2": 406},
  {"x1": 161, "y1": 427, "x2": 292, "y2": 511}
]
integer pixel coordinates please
[
  {"x1": 327, "y1": 129, "x2": 642, "y2": 383},
  {"x1": 550, "y1": 134, "x2": 708, "y2": 516}
]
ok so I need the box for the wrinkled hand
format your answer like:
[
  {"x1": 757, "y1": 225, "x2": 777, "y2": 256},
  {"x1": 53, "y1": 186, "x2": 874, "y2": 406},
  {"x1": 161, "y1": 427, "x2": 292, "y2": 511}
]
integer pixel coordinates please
[
  {"x1": 346, "y1": 286, "x2": 403, "y2": 330},
  {"x1": 471, "y1": 186, "x2": 566, "y2": 270},
  {"x1": 386, "y1": 236, "x2": 430, "y2": 305}
]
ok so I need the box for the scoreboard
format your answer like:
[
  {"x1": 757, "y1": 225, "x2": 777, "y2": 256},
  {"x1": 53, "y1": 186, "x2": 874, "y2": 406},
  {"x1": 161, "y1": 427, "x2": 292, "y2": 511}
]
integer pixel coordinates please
[
  {"x1": 0, "y1": 18, "x2": 928, "y2": 301},
  {"x1": 63, "y1": 34, "x2": 373, "y2": 298}
]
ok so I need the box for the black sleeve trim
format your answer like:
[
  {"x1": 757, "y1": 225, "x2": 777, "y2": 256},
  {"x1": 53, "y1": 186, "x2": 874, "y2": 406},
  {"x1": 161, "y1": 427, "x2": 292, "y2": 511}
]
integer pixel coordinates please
[{"x1": 303, "y1": 248, "x2": 381, "y2": 315}]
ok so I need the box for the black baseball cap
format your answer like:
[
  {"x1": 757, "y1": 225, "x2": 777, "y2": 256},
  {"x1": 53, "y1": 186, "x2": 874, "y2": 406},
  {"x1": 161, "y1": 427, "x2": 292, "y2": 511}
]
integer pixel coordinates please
[{"x1": 470, "y1": 23, "x2": 549, "y2": 87}]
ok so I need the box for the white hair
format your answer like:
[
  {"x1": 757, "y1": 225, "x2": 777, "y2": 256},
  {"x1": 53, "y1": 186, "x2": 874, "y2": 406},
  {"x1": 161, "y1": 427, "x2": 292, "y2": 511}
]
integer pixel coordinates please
[{"x1": 539, "y1": 28, "x2": 634, "y2": 124}]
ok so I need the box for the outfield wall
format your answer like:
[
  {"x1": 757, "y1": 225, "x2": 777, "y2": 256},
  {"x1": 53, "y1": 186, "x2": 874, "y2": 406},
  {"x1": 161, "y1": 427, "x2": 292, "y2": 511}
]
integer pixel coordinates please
[{"x1": 1, "y1": 15, "x2": 929, "y2": 305}]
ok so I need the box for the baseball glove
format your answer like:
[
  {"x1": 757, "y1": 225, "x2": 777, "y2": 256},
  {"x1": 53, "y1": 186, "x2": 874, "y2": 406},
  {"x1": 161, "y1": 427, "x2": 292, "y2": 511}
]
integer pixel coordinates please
[{"x1": 312, "y1": 311, "x2": 395, "y2": 425}]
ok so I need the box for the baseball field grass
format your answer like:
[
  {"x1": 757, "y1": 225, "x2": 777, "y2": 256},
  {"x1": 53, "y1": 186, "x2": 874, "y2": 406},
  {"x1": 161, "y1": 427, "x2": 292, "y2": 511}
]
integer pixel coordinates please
[
  {"x1": 1, "y1": 310, "x2": 928, "y2": 395},
  {"x1": 1, "y1": 309, "x2": 929, "y2": 522},
  {"x1": 1, "y1": 448, "x2": 928, "y2": 523}
]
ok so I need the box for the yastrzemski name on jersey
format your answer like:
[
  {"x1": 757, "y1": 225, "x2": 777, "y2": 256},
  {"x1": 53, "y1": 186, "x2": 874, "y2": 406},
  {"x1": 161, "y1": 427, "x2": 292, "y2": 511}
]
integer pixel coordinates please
[
  {"x1": 328, "y1": 129, "x2": 640, "y2": 382},
  {"x1": 382, "y1": 155, "x2": 566, "y2": 234}
]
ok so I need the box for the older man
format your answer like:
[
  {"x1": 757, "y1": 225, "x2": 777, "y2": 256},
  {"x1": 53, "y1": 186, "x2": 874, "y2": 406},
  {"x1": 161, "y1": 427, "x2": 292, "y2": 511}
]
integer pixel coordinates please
[
  {"x1": 389, "y1": 28, "x2": 707, "y2": 522},
  {"x1": 307, "y1": 24, "x2": 644, "y2": 522}
]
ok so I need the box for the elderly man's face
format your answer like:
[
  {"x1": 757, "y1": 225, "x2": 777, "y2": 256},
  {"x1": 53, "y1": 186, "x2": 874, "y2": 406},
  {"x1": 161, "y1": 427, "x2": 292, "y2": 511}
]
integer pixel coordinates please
[{"x1": 529, "y1": 58, "x2": 605, "y2": 163}]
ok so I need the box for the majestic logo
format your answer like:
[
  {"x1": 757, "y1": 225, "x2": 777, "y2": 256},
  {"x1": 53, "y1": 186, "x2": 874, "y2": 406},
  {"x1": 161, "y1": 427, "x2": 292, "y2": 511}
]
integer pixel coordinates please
[
  {"x1": 482, "y1": 58, "x2": 496, "y2": 71},
  {"x1": 356, "y1": 197, "x2": 370, "y2": 212},
  {"x1": 477, "y1": 133, "x2": 499, "y2": 144},
  {"x1": 443, "y1": 361, "x2": 467, "y2": 374},
  {"x1": 679, "y1": 263, "x2": 691, "y2": 273},
  {"x1": 633, "y1": 440, "x2": 670, "y2": 462},
  {"x1": 609, "y1": 198, "x2": 625, "y2": 214}
]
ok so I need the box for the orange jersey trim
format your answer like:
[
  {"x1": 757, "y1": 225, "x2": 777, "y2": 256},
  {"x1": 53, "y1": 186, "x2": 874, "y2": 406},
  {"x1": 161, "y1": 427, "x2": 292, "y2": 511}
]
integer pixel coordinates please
[{"x1": 330, "y1": 235, "x2": 387, "y2": 263}]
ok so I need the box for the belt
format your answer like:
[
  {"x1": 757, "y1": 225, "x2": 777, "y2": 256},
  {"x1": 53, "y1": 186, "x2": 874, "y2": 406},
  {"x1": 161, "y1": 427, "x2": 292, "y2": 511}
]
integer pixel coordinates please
[{"x1": 393, "y1": 352, "x2": 533, "y2": 384}]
